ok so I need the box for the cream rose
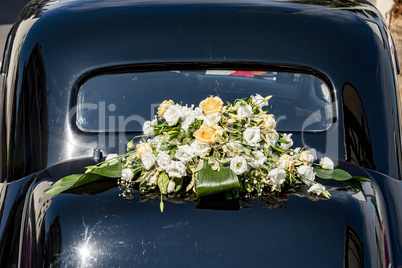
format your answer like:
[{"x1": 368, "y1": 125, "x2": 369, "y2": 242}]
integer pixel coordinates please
[
  {"x1": 299, "y1": 150, "x2": 314, "y2": 165},
  {"x1": 199, "y1": 96, "x2": 223, "y2": 115},
  {"x1": 157, "y1": 100, "x2": 174, "y2": 119},
  {"x1": 262, "y1": 114, "x2": 276, "y2": 130},
  {"x1": 278, "y1": 154, "x2": 295, "y2": 172},
  {"x1": 136, "y1": 142, "x2": 152, "y2": 158},
  {"x1": 194, "y1": 125, "x2": 218, "y2": 144}
]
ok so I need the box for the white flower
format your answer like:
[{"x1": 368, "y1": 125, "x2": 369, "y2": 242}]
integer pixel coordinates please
[
  {"x1": 230, "y1": 155, "x2": 248, "y2": 175},
  {"x1": 251, "y1": 94, "x2": 268, "y2": 111},
  {"x1": 175, "y1": 145, "x2": 195, "y2": 163},
  {"x1": 237, "y1": 105, "x2": 252, "y2": 119},
  {"x1": 279, "y1": 133, "x2": 294, "y2": 150},
  {"x1": 268, "y1": 131, "x2": 279, "y2": 147},
  {"x1": 166, "y1": 161, "x2": 187, "y2": 178},
  {"x1": 297, "y1": 165, "x2": 316, "y2": 185},
  {"x1": 167, "y1": 181, "x2": 176, "y2": 193},
  {"x1": 151, "y1": 134, "x2": 169, "y2": 151},
  {"x1": 156, "y1": 151, "x2": 171, "y2": 170},
  {"x1": 164, "y1": 105, "x2": 183, "y2": 126},
  {"x1": 105, "y1": 153, "x2": 119, "y2": 165},
  {"x1": 206, "y1": 113, "x2": 221, "y2": 124},
  {"x1": 141, "y1": 150, "x2": 156, "y2": 170},
  {"x1": 127, "y1": 140, "x2": 135, "y2": 151},
  {"x1": 227, "y1": 140, "x2": 245, "y2": 152},
  {"x1": 143, "y1": 118, "x2": 157, "y2": 136},
  {"x1": 243, "y1": 127, "x2": 262, "y2": 146},
  {"x1": 181, "y1": 115, "x2": 196, "y2": 132},
  {"x1": 190, "y1": 140, "x2": 211, "y2": 157},
  {"x1": 180, "y1": 104, "x2": 193, "y2": 118},
  {"x1": 320, "y1": 157, "x2": 334, "y2": 169},
  {"x1": 121, "y1": 168, "x2": 134, "y2": 182},
  {"x1": 308, "y1": 183, "x2": 326, "y2": 195},
  {"x1": 268, "y1": 167, "x2": 286, "y2": 185},
  {"x1": 249, "y1": 151, "x2": 267, "y2": 168}
]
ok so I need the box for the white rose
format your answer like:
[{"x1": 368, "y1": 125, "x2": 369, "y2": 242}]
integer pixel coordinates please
[
  {"x1": 206, "y1": 113, "x2": 221, "y2": 124},
  {"x1": 180, "y1": 104, "x2": 193, "y2": 118},
  {"x1": 175, "y1": 145, "x2": 195, "y2": 163},
  {"x1": 279, "y1": 133, "x2": 294, "y2": 150},
  {"x1": 249, "y1": 150, "x2": 267, "y2": 168},
  {"x1": 268, "y1": 167, "x2": 286, "y2": 185},
  {"x1": 308, "y1": 183, "x2": 326, "y2": 195},
  {"x1": 141, "y1": 150, "x2": 156, "y2": 170},
  {"x1": 268, "y1": 131, "x2": 279, "y2": 147},
  {"x1": 243, "y1": 126, "x2": 261, "y2": 146},
  {"x1": 105, "y1": 153, "x2": 119, "y2": 165},
  {"x1": 181, "y1": 115, "x2": 196, "y2": 132},
  {"x1": 251, "y1": 94, "x2": 268, "y2": 111},
  {"x1": 297, "y1": 165, "x2": 316, "y2": 185},
  {"x1": 230, "y1": 155, "x2": 248, "y2": 175},
  {"x1": 167, "y1": 181, "x2": 176, "y2": 193},
  {"x1": 143, "y1": 118, "x2": 157, "y2": 136},
  {"x1": 190, "y1": 140, "x2": 211, "y2": 157},
  {"x1": 164, "y1": 105, "x2": 183, "y2": 126},
  {"x1": 121, "y1": 168, "x2": 134, "y2": 182},
  {"x1": 166, "y1": 161, "x2": 187, "y2": 178},
  {"x1": 192, "y1": 107, "x2": 203, "y2": 116},
  {"x1": 156, "y1": 151, "x2": 171, "y2": 170},
  {"x1": 237, "y1": 105, "x2": 252, "y2": 119},
  {"x1": 227, "y1": 140, "x2": 245, "y2": 152},
  {"x1": 320, "y1": 157, "x2": 334, "y2": 169}
]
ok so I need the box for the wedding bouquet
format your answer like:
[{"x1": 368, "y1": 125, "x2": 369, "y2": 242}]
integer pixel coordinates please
[{"x1": 45, "y1": 95, "x2": 367, "y2": 211}]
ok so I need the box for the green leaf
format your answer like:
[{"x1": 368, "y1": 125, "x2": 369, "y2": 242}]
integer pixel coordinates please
[
  {"x1": 352, "y1": 176, "x2": 371, "y2": 182},
  {"x1": 91, "y1": 162, "x2": 124, "y2": 178},
  {"x1": 314, "y1": 167, "x2": 353, "y2": 181},
  {"x1": 196, "y1": 160, "x2": 240, "y2": 196},
  {"x1": 44, "y1": 172, "x2": 105, "y2": 195},
  {"x1": 44, "y1": 174, "x2": 83, "y2": 195},
  {"x1": 158, "y1": 172, "x2": 170, "y2": 194}
]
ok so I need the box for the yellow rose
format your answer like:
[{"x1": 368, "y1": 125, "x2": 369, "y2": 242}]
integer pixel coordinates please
[
  {"x1": 278, "y1": 154, "x2": 295, "y2": 172},
  {"x1": 157, "y1": 100, "x2": 174, "y2": 119},
  {"x1": 194, "y1": 125, "x2": 218, "y2": 144},
  {"x1": 262, "y1": 114, "x2": 276, "y2": 130},
  {"x1": 199, "y1": 96, "x2": 223, "y2": 115},
  {"x1": 136, "y1": 141, "x2": 152, "y2": 158}
]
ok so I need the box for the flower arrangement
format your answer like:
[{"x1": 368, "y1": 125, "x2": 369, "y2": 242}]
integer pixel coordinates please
[{"x1": 45, "y1": 95, "x2": 368, "y2": 211}]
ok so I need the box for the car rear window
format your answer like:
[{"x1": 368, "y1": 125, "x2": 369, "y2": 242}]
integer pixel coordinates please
[{"x1": 76, "y1": 70, "x2": 332, "y2": 132}]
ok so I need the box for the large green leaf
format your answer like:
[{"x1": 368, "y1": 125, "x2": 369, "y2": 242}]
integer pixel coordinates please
[
  {"x1": 91, "y1": 162, "x2": 124, "y2": 178},
  {"x1": 314, "y1": 167, "x2": 352, "y2": 181},
  {"x1": 44, "y1": 172, "x2": 105, "y2": 195},
  {"x1": 196, "y1": 161, "x2": 240, "y2": 196}
]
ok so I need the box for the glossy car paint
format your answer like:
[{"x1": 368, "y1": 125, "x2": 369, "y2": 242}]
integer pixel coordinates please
[{"x1": 0, "y1": 0, "x2": 402, "y2": 267}]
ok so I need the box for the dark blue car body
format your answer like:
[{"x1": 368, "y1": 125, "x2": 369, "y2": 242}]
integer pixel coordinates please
[{"x1": 1, "y1": 0, "x2": 402, "y2": 267}]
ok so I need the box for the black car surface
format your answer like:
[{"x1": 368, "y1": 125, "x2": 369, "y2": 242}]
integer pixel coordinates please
[{"x1": 1, "y1": 0, "x2": 402, "y2": 267}]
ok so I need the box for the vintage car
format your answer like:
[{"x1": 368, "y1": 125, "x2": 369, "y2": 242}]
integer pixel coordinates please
[{"x1": 1, "y1": 0, "x2": 402, "y2": 267}]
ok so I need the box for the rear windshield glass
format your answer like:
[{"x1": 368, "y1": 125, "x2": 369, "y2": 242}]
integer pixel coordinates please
[{"x1": 76, "y1": 70, "x2": 332, "y2": 132}]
